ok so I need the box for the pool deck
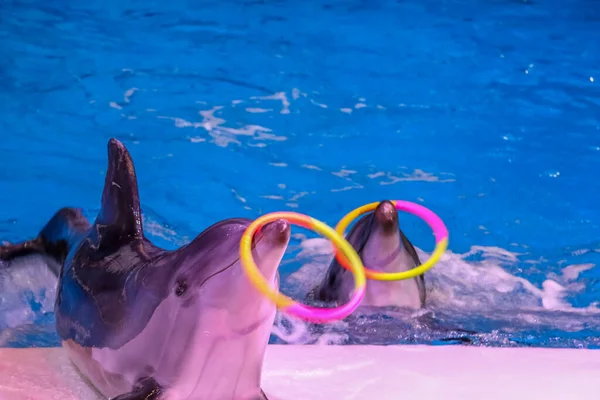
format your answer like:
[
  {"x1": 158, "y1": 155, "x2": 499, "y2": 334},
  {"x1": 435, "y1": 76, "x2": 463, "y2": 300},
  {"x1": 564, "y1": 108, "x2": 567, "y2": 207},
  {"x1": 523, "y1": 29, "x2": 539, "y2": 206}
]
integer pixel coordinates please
[{"x1": 0, "y1": 345, "x2": 598, "y2": 399}]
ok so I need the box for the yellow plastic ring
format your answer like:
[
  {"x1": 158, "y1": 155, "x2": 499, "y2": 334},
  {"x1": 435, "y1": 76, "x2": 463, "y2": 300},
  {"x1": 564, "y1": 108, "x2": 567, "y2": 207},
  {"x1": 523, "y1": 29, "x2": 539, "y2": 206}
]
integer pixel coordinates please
[{"x1": 240, "y1": 211, "x2": 367, "y2": 323}]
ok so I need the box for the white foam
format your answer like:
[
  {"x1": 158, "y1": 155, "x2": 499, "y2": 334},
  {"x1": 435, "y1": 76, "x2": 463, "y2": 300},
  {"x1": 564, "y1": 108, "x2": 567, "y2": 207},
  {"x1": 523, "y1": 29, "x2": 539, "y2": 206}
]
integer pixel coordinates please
[
  {"x1": 250, "y1": 92, "x2": 291, "y2": 114},
  {"x1": 0, "y1": 212, "x2": 185, "y2": 335},
  {"x1": 0, "y1": 254, "x2": 58, "y2": 329},
  {"x1": 290, "y1": 237, "x2": 598, "y2": 314},
  {"x1": 560, "y1": 263, "x2": 595, "y2": 281},
  {"x1": 274, "y1": 237, "x2": 599, "y2": 345},
  {"x1": 1, "y1": 234, "x2": 598, "y2": 347}
]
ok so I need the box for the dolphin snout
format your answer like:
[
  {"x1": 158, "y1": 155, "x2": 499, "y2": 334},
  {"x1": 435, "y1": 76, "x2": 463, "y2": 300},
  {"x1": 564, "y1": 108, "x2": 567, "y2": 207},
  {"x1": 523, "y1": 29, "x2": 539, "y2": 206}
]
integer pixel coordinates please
[
  {"x1": 259, "y1": 219, "x2": 291, "y2": 244},
  {"x1": 251, "y1": 218, "x2": 290, "y2": 283},
  {"x1": 374, "y1": 200, "x2": 398, "y2": 233}
]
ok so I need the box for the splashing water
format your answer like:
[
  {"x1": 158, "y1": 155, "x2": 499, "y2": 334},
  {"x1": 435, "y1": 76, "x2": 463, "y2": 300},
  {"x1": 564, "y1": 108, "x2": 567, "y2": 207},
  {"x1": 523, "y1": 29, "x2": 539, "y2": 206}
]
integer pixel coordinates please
[
  {"x1": 1, "y1": 214, "x2": 599, "y2": 349},
  {"x1": 0, "y1": 209, "x2": 187, "y2": 347},
  {"x1": 270, "y1": 237, "x2": 600, "y2": 348},
  {"x1": 0, "y1": 254, "x2": 58, "y2": 331},
  {"x1": 0, "y1": 254, "x2": 60, "y2": 348}
]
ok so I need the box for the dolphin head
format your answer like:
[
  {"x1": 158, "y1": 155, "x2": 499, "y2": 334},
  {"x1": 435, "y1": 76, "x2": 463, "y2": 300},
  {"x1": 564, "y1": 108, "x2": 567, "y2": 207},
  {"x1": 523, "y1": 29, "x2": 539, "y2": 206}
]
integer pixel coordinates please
[
  {"x1": 317, "y1": 200, "x2": 425, "y2": 310},
  {"x1": 168, "y1": 217, "x2": 291, "y2": 323},
  {"x1": 352, "y1": 200, "x2": 403, "y2": 273},
  {"x1": 160, "y1": 217, "x2": 290, "y2": 399},
  {"x1": 351, "y1": 200, "x2": 425, "y2": 309},
  {"x1": 94, "y1": 218, "x2": 291, "y2": 399}
]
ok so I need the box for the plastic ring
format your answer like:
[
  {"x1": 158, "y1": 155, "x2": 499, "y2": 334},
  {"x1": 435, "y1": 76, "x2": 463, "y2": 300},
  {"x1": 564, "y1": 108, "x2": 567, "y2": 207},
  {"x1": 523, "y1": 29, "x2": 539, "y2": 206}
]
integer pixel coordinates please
[
  {"x1": 334, "y1": 201, "x2": 449, "y2": 281},
  {"x1": 240, "y1": 211, "x2": 366, "y2": 323}
]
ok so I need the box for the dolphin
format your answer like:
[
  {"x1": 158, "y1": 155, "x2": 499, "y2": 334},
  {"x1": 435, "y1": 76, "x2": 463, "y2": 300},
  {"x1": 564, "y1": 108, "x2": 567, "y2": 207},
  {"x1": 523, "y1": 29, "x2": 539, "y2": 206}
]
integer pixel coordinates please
[
  {"x1": 311, "y1": 200, "x2": 426, "y2": 310},
  {"x1": 0, "y1": 138, "x2": 291, "y2": 400}
]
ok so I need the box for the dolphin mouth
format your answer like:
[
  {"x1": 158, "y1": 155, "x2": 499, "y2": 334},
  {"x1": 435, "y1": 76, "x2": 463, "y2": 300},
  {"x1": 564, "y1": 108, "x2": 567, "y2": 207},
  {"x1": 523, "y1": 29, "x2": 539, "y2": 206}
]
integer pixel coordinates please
[
  {"x1": 197, "y1": 235, "x2": 264, "y2": 286},
  {"x1": 199, "y1": 219, "x2": 290, "y2": 287},
  {"x1": 228, "y1": 273, "x2": 282, "y2": 337}
]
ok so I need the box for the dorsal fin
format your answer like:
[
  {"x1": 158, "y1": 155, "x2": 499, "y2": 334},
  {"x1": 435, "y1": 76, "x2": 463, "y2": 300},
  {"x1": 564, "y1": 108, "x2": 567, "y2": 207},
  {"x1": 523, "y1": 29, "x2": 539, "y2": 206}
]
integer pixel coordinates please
[{"x1": 93, "y1": 138, "x2": 144, "y2": 249}]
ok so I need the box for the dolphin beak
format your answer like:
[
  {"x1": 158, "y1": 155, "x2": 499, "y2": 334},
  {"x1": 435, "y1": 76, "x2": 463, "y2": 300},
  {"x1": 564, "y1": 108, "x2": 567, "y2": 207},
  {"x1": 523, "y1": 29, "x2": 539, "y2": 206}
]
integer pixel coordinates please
[
  {"x1": 253, "y1": 219, "x2": 291, "y2": 246},
  {"x1": 373, "y1": 200, "x2": 399, "y2": 234},
  {"x1": 251, "y1": 218, "x2": 291, "y2": 278}
]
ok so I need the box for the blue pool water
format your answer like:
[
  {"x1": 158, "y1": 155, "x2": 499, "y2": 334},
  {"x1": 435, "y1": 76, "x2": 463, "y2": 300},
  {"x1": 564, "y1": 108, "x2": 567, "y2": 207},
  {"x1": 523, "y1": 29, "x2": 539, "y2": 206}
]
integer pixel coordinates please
[{"x1": 0, "y1": 0, "x2": 599, "y2": 349}]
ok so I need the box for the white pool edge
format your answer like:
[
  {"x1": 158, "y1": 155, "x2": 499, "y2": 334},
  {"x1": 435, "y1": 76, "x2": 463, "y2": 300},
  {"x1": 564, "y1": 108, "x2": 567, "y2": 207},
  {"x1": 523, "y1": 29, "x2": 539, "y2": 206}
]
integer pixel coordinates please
[{"x1": 0, "y1": 344, "x2": 598, "y2": 400}]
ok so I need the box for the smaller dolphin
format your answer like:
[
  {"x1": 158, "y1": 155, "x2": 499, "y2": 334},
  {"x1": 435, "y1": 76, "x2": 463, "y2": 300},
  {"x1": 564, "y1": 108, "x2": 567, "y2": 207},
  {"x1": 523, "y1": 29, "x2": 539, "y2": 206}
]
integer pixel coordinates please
[
  {"x1": 0, "y1": 138, "x2": 290, "y2": 400},
  {"x1": 311, "y1": 200, "x2": 426, "y2": 310}
]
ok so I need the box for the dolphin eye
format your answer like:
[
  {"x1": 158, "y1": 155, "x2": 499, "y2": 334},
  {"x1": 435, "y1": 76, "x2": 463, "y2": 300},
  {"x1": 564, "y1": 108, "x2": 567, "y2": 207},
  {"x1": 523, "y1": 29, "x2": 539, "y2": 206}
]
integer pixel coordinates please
[{"x1": 175, "y1": 278, "x2": 188, "y2": 297}]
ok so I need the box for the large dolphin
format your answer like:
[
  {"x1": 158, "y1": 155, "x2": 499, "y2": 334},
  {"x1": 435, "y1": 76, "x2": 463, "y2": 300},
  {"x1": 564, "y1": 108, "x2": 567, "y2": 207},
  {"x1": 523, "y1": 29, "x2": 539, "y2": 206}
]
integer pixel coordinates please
[
  {"x1": 0, "y1": 138, "x2": 290, "y2": 400},
  {"x1": 311, "y1": 200, "x2": 426, "y2": 310}
]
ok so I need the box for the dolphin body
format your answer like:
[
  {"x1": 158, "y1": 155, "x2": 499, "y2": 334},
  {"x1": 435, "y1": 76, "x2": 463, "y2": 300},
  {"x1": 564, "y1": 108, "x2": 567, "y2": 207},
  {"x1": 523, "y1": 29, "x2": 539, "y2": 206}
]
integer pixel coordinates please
[
  {"x1": 311, "y1": 200, "x2": 426, "y2": 310},
  {"x1": 0, "y1": 138, "x2": 290, "y2": 400}
]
